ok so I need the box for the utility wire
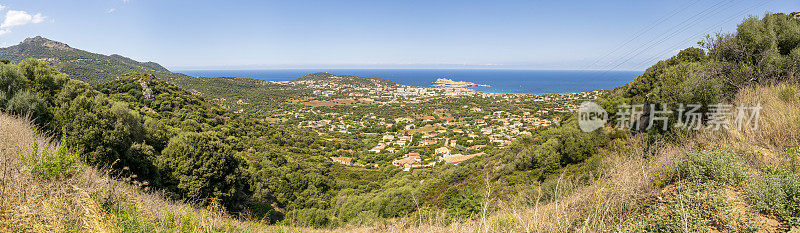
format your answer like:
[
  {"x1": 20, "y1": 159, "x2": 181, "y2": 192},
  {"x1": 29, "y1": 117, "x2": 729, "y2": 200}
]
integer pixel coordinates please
[
  {"x1": 595, "y1": 0, "x2": 743, "y2": 76},
  {"x1": 580, "y1": 0, "x2": 702, "y2": 71},
  {"x1": 631, "y1": 0, "x2": 770, "y2": 70},
  {"x1": 596, "y1": 0, "x2": 738, "y2": 72}
]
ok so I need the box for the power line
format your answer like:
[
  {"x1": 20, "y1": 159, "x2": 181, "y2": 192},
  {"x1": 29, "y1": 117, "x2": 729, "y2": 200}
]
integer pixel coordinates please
[
  {"x1": 631, "y1": 0, "x2": 770, "y2": 70},
  {"x1": 596, "y1": 0, "x2": 738, "y2": 72},
  {"x1": 580, "y1": 0, "x2": 702, "y2": 71},
  {"x1": 595, "y1": 0, "x2": 743, "y2": 75}
]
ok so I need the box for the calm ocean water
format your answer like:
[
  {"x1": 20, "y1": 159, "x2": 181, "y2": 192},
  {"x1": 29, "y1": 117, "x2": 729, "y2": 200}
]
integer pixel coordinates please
[{"x1": 175, "y1": 69, "x2": 641, "y2": 95}]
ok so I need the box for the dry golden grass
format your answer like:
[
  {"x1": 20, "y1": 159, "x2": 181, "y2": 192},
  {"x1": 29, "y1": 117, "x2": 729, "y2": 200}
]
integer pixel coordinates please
[
  {"x1": 734, "y1": 83, "x2": 800, "y2": 148},
  {"x1": 726, "y1": 82, "x2": 800, "y2": 170}
]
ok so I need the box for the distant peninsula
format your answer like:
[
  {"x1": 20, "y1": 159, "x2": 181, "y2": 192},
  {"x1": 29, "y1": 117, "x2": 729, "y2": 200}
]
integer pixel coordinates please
[{"x1": 432, "y1": 78, "x2": 490, "y2": 88}]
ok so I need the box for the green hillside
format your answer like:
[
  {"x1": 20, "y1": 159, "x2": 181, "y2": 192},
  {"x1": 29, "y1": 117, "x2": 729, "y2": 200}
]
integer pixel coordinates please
[
  {"x1": 0, "y1": 36, "x2": 175, "y2": 85},
  {"x1": 0, "y1": 36, "x2": 321, "y2": 114},
  {"x1": 1, "y1": 12, "x2": 800, "y2": 232}
]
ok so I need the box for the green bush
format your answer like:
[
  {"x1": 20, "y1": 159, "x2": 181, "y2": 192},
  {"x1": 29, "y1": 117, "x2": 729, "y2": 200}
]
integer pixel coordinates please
[
  {"x1": 676, "y1": 47, "x2": 707, "y2": 62},
  {"x1": 446, "y1": 191, "x2": 482, "y2": 219},
  {"x1": 639, "y1": 189, "x2": 758, "y2": 233},
  {"x1": 122, "y1": 142, "x2": 161, "y2": 187},
  {"x1": 0, "y1": 63, "x2": 26, "y2": 96},
  {"x1": 747, "y1": 169, "x2": 800, "y2": 229},
  {"x1": 19, "y1": 59, "x2": 70, "y2": 104},
  {"x1": 677, "y1": 151, "x2": 749, "y2": 186},
  {"x1": 502, "y1": 117, "x2": 608, "y2": 176},
  {"x1": 24, "y1": 134, "x2": 79, "y2": 181},
  {"x1": 678, "y1": 73, "x2": 723, "y2": 107},
  {"x1": 786, "y1": 147, "x2": 800, "y2": 173},
  {"x1": 371, "y1": 187, "x2": 417, "y2": 218},
  {"x1": 57, "y1": 93, "x2": 145, "y2": 167},
  {"x1": 158, "y1": 132, "x2": 247, "y2": 209},
  {"x1": 284, "y1": 208, "x2": 330, "y2": 227},
  {"x1": 0, "y1": 89, "x2": 7, "y2": 107},
  {"x1": 6, "y1": 90, "x2": 49, "y2": 123}
]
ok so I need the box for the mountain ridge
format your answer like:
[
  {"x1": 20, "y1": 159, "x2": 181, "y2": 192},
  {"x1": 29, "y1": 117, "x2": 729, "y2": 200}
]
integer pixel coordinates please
[
  {"x1": 0, "y1": 36, "x2": 171, "y2": 84},
  {"x1": 0, "y1": 36, "x2": 300, "y2": 113},
  {"x1": 0, "y1": 36, "x2": 402, "y2": 88}
]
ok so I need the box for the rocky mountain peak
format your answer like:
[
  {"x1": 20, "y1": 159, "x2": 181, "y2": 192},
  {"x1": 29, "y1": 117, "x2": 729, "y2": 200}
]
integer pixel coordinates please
[{"x1": 21, "y1": 36, "x2": 71, "y2": 50}]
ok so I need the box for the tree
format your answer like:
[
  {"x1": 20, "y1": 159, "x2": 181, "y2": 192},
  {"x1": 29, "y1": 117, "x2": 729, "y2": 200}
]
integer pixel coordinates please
[
  {"x1": 19, "y1": 59, "x2": 69, "y2": 105},
  {"x1": 0, "y1": 63, "x2": 27, "y2": 98},
  {"x1": 56, "y1": 92, "x2": 145, "y2": 167},
  {"x1": 124, "y1": 142, "x2": 161, "y2": 187},
  {"x1": 6, "y1": 90, "x2": 49, "y2": 123},
  {"x1": 158, "y1": 131, "x2": 247, "y2": 209},
  {"x1": 676, "y1": 47, "x2": 706, "y2": 62}
]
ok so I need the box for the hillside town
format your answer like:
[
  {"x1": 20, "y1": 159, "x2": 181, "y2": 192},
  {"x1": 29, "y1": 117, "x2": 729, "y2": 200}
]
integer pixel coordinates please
[{"x1": 260, "y1": 74, "x2": 605, "y2": 171}]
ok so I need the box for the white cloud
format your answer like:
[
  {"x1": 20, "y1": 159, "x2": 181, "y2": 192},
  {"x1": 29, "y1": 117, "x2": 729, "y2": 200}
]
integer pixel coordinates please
[
  {"x1": 107, "y1": 8, "x2": 116, "y2": 13},
  {"x1": 1, "y1": 10, "x2": 47, "y2": 28},
  {"x1": 0, "y1": 8, "x2": 48, "y2": 36},
  {"x1": 33, "y1": 14, "x2": 45, "y2": 23}
]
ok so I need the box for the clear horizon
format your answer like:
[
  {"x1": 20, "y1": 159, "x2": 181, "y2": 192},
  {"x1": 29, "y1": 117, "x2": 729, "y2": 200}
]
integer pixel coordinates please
[
  {"x1": 173, "y1": 67, "x2": 645, "y2": 72},
  {"x1": 176, "y1": 68, "x2": 640, "y2": 95},
  {"x1": 0, "y1": 0, "x2": 797, "y2": 71}
]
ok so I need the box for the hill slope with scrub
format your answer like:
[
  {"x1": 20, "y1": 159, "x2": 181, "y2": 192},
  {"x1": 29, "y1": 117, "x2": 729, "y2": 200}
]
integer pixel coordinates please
[{"x1": 0, "y1": 12, "x2": 799, "y2": 232}]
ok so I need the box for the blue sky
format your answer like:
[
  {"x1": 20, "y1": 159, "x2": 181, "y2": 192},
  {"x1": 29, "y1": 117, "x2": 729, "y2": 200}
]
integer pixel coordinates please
[{"x1": 0, "y1": 0, "x2": 797, "y2": 70}]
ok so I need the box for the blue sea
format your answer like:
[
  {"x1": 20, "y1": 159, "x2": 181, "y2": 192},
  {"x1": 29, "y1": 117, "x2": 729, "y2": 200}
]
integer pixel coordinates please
[{"x1": 175, "y1": 69, "x2": 641, "y2": 95}]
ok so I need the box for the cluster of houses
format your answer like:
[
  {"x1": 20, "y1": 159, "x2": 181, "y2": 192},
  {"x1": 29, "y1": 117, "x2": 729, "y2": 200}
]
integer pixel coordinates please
[
  {"x1": 388, "y1": 147, "x2": 484, "y2": 171},
  {"x1": 287, "y1": 75, "x2": 481, "y2": 103},
  {"x1": 368, "y1": 134, "x2": 416, "y2": 153},
  {"x1": 329, "y1": 156, "x2": 353, "y2": 166},
  {"x1": 288, "y1": 80, "x2": 598, "y2": 142},
  {"x1": 288, "y1": 78, "x2": 606, "y2": 171},
  {"x1": 391, "y1": 154, "x2": 424, "y2": 171}
]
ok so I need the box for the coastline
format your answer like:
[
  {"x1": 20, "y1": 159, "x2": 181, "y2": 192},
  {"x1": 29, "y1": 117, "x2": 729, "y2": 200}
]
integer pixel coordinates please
[{"x1": 176, "y1": 69, "x2": 637, "y2": 95}]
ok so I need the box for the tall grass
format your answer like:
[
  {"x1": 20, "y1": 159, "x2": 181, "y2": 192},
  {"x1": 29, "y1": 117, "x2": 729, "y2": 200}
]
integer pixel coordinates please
[{"x1": 731, "y1": 83, "x2": 800, "y2": 154}]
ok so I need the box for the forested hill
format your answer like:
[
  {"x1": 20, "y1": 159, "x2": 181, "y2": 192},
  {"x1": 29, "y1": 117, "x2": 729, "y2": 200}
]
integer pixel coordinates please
[
  {"x1": 2, "y1": 12, "x2": 800, "y2": 231},
  {"x1": 292, "y1": 72, "x2": 399, "y2": 87},
  {"x1": 0, "y1": 37, "x2": 400, "y2": 91},
  {"x1": 0, "y1": 36, "x2": 175, "y2": 84},
  {"x1": 0, "y1": 36, "x2": 315, "y2": 114}
]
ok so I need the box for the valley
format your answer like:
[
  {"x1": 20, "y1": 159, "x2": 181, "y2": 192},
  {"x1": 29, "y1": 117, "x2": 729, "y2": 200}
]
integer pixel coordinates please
[{"x1": 0, "y1": 11, "x2": 799, "y2": 233}]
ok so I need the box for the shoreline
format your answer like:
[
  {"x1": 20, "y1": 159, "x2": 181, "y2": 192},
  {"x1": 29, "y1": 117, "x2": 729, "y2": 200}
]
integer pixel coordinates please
[{"x1": 176, "y1": 70, "x2": 632, "y2": 96}]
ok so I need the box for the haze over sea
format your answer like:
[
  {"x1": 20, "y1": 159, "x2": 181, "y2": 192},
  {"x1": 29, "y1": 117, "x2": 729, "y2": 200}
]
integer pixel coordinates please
[{"x1": 177, "y1": 69, "x2": 641, "y2": 95}]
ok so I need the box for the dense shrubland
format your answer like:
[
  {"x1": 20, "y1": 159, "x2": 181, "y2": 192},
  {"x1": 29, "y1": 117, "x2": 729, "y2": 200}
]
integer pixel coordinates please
[
  {"x1": 0, "y1": 60, "x2": 492, "y2": 227},
  {"x1": 0, "y1": 61, "x2": 343, "y2": 223},
  {"x1": 1, "y1": 12, "x2": 799, "y2": 232}
]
